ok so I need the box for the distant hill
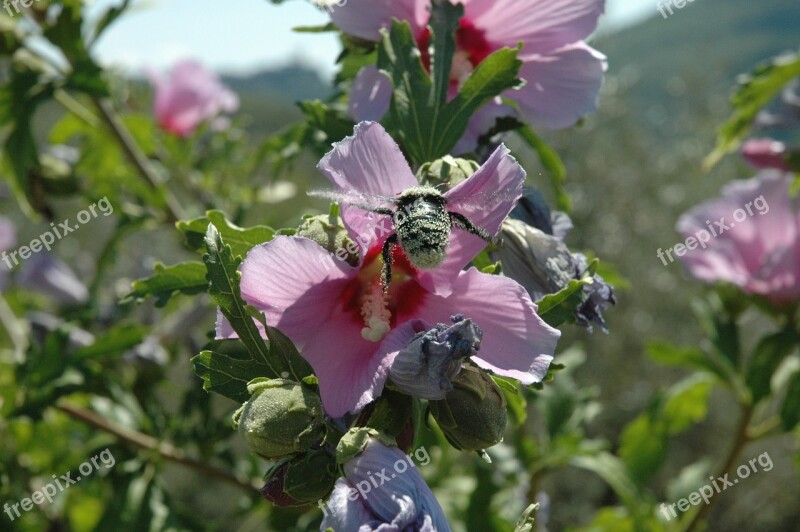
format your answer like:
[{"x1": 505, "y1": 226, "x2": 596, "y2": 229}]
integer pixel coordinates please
[{"x1": 595, "y1": 0, "x2": 799, "y2": 136}]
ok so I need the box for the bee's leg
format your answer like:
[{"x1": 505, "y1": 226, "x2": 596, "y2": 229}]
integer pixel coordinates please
[
  {"x1": 448, "y1": 212, "x2": 494, "y2": 244},
  {"x1": 380, "y1": 234, "x2": 398, "y2": 292}
]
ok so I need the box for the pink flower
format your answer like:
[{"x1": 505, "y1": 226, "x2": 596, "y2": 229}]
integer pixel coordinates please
[
  {"x1": 677, "y1": 171, "x2": 800, "y2": 305},
  {"x1": 218, "y1": 122, "x2": 560, "y2": 416},
  {"x1": 340, "y1": 0, "x2": 607, "y2": 148},
  {"x1": 741, "y1": 138, "x2": 791, "y2": 171},
  {"x1": 148, "y1": 60, "x2": 239, "y2": 137}
]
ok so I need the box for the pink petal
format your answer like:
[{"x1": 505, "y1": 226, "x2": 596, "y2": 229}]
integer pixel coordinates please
[
  {"x1": 329, "y1": 0, "x2": 428, "y2": 42},
  {"x1": 317, "y1": 122, "x2": 418, "y2": 255},
  {"x1": 512, "y1": 42, "x2": 607, "y2": 129},
  {"x1": 414, "y1": 144, "x2": 524, "y2": 297},
  {"x1": 677, "y1": 171, "x2": 800, "y2": 302},
  {"x1": 466, "y1": 0, "x2": 605, "y2": 54},
  {"x1": 415, "y1": 268, "x2": 559, "y2": 384},
  {"x1": 348, "y1": 66, "x2": 392, "y2": 123},
  {"x1": 301, "y1": 316, "x2": 421, "y2": 416},
  {"x1": 230, "y1": 237, "x2": 356, "y2": 345}
]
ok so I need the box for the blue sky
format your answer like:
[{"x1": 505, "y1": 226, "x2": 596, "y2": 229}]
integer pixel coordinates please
[{"x1": 90, "y1": 0, "x2": 656, "y2": 77}]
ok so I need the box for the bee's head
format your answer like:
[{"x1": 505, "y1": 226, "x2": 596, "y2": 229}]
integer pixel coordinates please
[{"x1": 396, "y1": 186, "x2": 446, "y2": 210}]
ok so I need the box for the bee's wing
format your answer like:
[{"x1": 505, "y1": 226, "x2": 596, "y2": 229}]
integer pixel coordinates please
[
  {"x1": 307, "y1": 189, "x2": 398, "y2": 212},
  {"x1": 445, "y1": 188, "x2": 520, "y2": 213}
]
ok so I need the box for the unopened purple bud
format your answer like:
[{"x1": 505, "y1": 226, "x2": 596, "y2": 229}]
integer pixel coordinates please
[{"x1": 389, "y1": 316, "x2": 483, "y2": 400}]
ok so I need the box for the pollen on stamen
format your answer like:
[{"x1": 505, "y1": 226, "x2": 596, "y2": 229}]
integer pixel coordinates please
[{"x1": 360, "y1": 282, "x2": 392, "y2": 342}]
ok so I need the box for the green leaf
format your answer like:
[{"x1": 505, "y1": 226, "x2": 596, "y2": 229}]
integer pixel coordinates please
[
  {"x1": 192, "y1": 341, "x2": 276, "y2": 403},
  {"x1": 745, "y1": 330, "x2": 800, "y2": 404},
  {"x1": 780, "y1": 369, "x2": 800, "y2": 430},
  {"x1": 377, "y1": 13, "x2": 522, "y2": 164},
  {"x1": 297, "y1": 100, "x2": 355, "y2": 145},
  {"x1": 570, "y1": 453, "x2": 642, "y2": 511},
  {"x1": 619, "y1": 414, "x2": 666, "y2": 484},
  {"x1": 704, "y1": 50, "x2": 800, "y2": 170},
  {"x1": 71, "y1": 325, "x2": 148, "y2": 361},
  {"x1": 492, "y1": 375, "x2": 527, "y2": 426},
  {"x1": 122, "y1": 261, "x2": 208, "y2": 307},
  {"x1": 516, "y1": 126, "x2": 570, "y2": 211},
  {"x1": 646, "y1": 340, "x2": 731, "y2": 383},
  {"x1": 203, "y1": 223, "x2": 312, "y2": 383},
  {"x1": 536, "y1": 278, "x2": 592, "y2": 328},
  {"x1": 178, "y1": 210, "x2": 275, "y2": 257},
  {"x1": 662, "y1": 374, "x2": 714, "y2": 435}
]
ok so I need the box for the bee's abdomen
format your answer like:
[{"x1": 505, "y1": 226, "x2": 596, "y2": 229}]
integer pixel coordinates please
[{"x1": 396, "y1": 212, "x2": 451, "y2": 269}]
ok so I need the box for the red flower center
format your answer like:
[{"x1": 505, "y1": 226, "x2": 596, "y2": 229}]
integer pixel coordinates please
[
  {"x1": 340, "y1": 245, "x2": 427, "y2": 342},
  {"x1": 417, "y1": 18, "x2": 493, "y2": 81}
]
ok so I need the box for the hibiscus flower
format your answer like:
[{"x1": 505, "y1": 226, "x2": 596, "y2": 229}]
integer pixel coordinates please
[
  {"x1": 218, "y1": 122, "x2": 560, "y2": 416},
  {"x1": 335, "y1": 0, "x2": 607, "y2": 151}
]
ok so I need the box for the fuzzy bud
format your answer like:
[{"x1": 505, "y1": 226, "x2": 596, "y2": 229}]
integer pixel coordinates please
[
  {"x1": 233, "y1": 379, "x2": 326, "y2": 460},
  {"x1": 296, "y1": 212, "x2": 359, "y2": 266},
  {"x1": 429, "y1": 364, "x2": 507, "y2": 451},
  {"x1": 417, "y1": 156, "x2": 480, "y2": 189}
]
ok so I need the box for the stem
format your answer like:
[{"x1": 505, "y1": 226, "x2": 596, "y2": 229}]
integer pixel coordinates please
[
  {"x1": 683, "y1": 405, "x2": 754, "y2": 532},
  {"x1": 55, "y1": 401, "x2": 260, "y2": 493},
  {"x1": 0, "y1": 294, "x2": 28, "y2": 363},
  {"x1": 90, "y1": 96, "x2": 185, "y2": 223}
]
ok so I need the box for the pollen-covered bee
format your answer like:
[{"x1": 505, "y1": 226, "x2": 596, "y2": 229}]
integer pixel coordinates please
[{"x1": 310, "y1": 185, "x2": 496, "y2": 290}]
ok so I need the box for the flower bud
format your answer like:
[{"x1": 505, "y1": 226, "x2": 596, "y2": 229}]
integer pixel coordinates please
[
  {"x1": 233, "y1": 379, "x2": 326, "y2": 460},
  {"x1": 389, "y1": 316, "x2": 483, "y2": 400},
  {"x1": 417, "y1": 156, "x2": 480, "y2": 189},
  {"x1": 429, "y1": 364, "x2": 507, "y2": 451},
  {"x1": 296, "y1": 212, "x2": 359, "y2": 266}
]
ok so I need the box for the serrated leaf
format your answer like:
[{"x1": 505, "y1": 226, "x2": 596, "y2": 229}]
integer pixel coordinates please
[
  {"x1": 704, "y1": 50, "x2": 800, "y2": 170},
  {"x1": 536, "y1": 278, "x2": 592, "y2": 328},
  {"x1": 745, "y1": 330, "x2": 800, "y2": 404},
  {"x1": 123, "y1": 261, "x2": 208, "y2": 307},
  {"x1": 377, "y1": 6, "x2": 522, "y2": 164},
  {"x1": 203, "y1": 223, "x2": 312, "y2": 384},
  {"x1": 178, "y1": 210, "x2": 275, "y2": 257},
  {"x1": 192, "y1": 341, "x2": 276, "y2": 403}
]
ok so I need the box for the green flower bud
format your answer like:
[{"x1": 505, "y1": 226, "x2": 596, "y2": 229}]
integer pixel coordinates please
[
  {"x1": 417, "y1": 156, "x2": 480, "y2": 189},
  {"x1": 233, "y1": 379, "x2": 326, "y2": 460},
  {"x1": 429, "y1": 364, "x2": 507, "y2": 451},
  {"x1": 296, "y1": 211, "x2": 359, "y2": 266},
  {"x1": 335, "y1": 427, "x2": 396, "y2": 465}
]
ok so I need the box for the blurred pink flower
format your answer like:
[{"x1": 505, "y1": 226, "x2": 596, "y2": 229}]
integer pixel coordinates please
[
  {"x1": 339, "y1": 0, "x2": 607, "y2": 151},
  {"x1": 148, "y1": 60, "x2": 239, "y2": 137},
  {"x1": 741, "y1": 138, "x2": 790, "y2": 171},
  {"x1": 217, "y1": 122, "x2": 559, "y2": 416},
  {"x1": 677, "y1": 171, "x2": 800, "y2": 305}
]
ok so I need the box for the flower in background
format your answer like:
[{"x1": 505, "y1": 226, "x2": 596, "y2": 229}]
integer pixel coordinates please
[
  {"x1": 338, "y1": 0, "x2": 607, "y2": 152},
  {"x1": 218, "y1": 122, "x2": 559, "y2": 416},
  {"x1": 490, "y1": 188, "x2": 616, "y2": 332},
  {"x1": 17, "y1": 252, "x2": 89, "y2": 306},
  {"x1": 677, "y1": 171, "x2": 800, "y2": 305},
  {"x1": 322, "y1": 438, "x2": 451, "y2": 531},
  {"x1": 148, "y1": 60, "x2": 239, "y2": 137},
  {"x1": 741, "y1": 138, "x2": 791, "y2": 171}
]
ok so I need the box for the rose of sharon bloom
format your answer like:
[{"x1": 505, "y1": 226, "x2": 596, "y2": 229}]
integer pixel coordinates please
[
  {"x1": 741, "y1": 138, "x2": 791, "y2": 171},
  {"x1": 148, "y1": 60, "x2": 239, "y2": 137},
  {"x1": 339, "y1": 0, "x2": 607, "y2": 150},
  {"x1": 218, "y1": 122, "x2": 560, "y2": 416},
  {"x1": 322, "y1": 438, "x2": 451, "y2": 531},
  {"x1": 677, "y1": 171, "x2": 800, "y2": 305}
]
